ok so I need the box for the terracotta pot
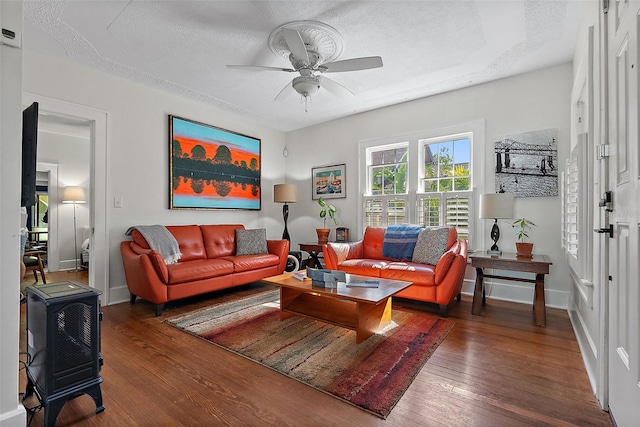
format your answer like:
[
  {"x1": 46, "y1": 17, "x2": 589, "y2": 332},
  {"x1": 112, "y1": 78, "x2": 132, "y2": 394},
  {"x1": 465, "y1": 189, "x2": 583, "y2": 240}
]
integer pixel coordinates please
[
  {"x1": 516, "y1": 242, "x2": 534, "y2": 258},
  {"x1": 316, "y1": 228, "x2": 330, "y2": 244}
]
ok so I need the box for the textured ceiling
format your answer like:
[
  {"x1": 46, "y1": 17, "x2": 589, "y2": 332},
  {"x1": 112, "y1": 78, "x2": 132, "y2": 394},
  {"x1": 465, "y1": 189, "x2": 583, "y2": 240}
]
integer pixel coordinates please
[{"x1": 22, "y1": 1, "x2": 582, "y2": 132}]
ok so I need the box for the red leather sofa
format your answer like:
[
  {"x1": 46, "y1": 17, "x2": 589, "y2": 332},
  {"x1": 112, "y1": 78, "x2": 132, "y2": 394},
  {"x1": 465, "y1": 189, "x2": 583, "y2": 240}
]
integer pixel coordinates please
[
  {"x1": 121, "y1": 224, "x2": 289, "y2": 316},
  {"x1": 323, "y1": 226, "x2": 468, "y2": 316}
]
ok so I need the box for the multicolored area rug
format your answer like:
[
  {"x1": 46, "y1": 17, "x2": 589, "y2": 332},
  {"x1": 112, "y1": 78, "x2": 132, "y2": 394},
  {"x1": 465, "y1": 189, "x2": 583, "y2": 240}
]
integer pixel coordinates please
[{"x1": 166, "y1": 290, "x2": 453, "y2": 419}]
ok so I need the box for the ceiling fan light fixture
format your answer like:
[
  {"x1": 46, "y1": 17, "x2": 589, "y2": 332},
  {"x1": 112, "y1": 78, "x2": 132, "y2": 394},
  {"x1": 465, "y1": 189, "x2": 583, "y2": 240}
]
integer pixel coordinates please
[{"x1": 292, "y1": 75, "x2": 321, "y2": 97}]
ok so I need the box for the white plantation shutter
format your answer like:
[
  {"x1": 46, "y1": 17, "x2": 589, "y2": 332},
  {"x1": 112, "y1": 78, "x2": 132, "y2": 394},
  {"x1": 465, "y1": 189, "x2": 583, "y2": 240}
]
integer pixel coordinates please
[
  {"x1": 445, "y1": 193, "x2": 471, "y2": 241},
  {"x1": 363, "y1": 195, "x2": 408, "y2": 227},
  {"x1": 417, "y1": 192, "x2": 472, "y2": 242}
]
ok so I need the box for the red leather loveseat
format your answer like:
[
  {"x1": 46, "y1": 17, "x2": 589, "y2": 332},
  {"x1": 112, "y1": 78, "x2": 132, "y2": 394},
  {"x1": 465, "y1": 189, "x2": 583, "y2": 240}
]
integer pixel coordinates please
[
  {"x1": 323, "y1": 226, "x2": 468, "y2": 316},
  {"x1": 121, "y1": 224, "x2": 289, "y2": 315}
]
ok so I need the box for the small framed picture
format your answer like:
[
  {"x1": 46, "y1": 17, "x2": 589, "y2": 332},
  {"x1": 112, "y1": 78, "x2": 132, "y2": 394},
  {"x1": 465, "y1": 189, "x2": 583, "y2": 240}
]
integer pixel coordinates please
[{"x1": 312, "y1": 164, "x2": 346, "y2": 200}]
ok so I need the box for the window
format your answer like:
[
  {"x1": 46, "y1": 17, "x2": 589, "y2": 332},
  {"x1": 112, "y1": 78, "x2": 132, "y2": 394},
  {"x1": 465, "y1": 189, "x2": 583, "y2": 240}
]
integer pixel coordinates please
[
  {"x1": 361, "y1": 129, "x2": 475, "y2": 243},
  {"x1": 368, "y1": 145, "x2": 407, "y2": 195},
  {"x1": 421, "y1": 138, "x2": 471, "y2": 193}
]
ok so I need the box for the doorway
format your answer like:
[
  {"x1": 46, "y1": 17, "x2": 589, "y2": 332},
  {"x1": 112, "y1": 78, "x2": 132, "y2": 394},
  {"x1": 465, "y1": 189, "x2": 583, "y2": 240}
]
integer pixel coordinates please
[{"x1": 23, "y1": 93, "x2": 109, "y2": 304}]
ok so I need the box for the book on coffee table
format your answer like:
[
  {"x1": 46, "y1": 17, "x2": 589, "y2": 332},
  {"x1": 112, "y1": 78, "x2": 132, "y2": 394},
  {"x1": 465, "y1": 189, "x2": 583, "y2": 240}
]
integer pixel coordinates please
[{"x1": 346, "y1": 279, "x2": 379, "y2": 288}]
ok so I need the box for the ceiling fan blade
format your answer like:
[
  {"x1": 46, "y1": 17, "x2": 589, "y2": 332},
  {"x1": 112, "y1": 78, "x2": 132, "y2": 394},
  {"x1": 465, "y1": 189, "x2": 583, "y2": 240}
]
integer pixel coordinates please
[
  {"x1": 227, "y1": 65, "x2": 295, "y2": 72},
  {"x1": 321, "y1": 56, "x2": 383, "y2": 73},
  {"x1": 281, "y1": 28, "x2": 310, "y2": 64},
  {"x1": 320, "y1": 77, "x2": 354, "y2": 99},
  {"x1": 275, "y1": 80, "x2": 295, "y2": 101}
]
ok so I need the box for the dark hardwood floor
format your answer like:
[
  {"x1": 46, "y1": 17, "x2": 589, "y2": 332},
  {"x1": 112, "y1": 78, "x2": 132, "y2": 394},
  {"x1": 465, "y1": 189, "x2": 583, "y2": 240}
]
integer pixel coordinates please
[{"x1": 19, "y1": 271, "x2": 612, "y2": 426}]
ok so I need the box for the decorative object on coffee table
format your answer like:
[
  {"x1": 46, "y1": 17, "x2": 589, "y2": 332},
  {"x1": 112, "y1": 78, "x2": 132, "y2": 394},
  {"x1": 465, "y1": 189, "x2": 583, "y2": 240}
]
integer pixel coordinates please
[
  {"x1": 478, "y1": 192, "x2": 514, "y2": 255},
  {"x1": 316, "y1": 196, "x2": 337, "y2": 244},
  {"x1": 273, "y1": 183, "x2": 297, "y2": 241}
]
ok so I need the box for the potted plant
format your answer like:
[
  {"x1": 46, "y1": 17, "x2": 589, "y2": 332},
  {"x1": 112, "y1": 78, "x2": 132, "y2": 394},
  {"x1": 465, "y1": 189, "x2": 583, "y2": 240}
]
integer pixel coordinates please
[
  {"x1": 316, "y1": 197, "x2": 337, "y2": 244},
  {"x1": 512, "y1": 218, "x2": 536, "y2": 258}
]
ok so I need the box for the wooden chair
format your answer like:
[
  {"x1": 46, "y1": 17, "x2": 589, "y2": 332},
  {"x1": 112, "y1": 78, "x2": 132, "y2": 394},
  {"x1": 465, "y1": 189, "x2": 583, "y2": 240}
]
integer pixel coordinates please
[{"x1": 23, "y1": 249, "x2": 46, "y2": 284}]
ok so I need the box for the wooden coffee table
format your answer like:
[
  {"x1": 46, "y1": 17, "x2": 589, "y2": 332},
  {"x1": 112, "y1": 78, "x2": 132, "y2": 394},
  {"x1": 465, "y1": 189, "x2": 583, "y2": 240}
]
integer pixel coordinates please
[{"x1": 261, "y1": 273, "x2": 412, "y2": 343}]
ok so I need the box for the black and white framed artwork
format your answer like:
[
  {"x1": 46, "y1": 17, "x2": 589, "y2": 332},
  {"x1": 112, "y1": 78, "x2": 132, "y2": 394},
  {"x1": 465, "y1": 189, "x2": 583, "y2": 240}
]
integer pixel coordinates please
[{"x1": 494, "y1": 128, "x2": 558, "y2": 198}]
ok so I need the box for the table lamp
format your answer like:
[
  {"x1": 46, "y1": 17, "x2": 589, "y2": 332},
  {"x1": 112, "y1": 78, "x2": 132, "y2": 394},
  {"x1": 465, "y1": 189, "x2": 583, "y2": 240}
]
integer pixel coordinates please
[
  {"x1": 273, "y1": 184, "x2": 297, "y2": 241},
  {"x1": 479, "y1": 192, "x2": 514, "y2": 255}
]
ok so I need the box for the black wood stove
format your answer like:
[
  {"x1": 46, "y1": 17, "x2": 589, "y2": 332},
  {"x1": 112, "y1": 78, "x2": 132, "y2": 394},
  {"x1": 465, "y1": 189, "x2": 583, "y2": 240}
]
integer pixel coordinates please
[{"x1": 24, "y1": 281, "x2": 104, "y2": 427}]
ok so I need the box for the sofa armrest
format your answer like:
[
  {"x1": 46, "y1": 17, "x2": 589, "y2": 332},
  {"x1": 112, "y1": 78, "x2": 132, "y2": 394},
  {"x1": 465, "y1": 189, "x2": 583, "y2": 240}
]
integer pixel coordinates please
[
  {"x1": 434, "y1": 239, "x2": 469, "y2": 304},
  {"x1": 129, "y1": 242, "x2": 169, "y2": 283},
  {"x1": 323, "y1": 241, "x2": 364, "y2": 269},
  {"x1": 267, "y1": 239, "x2": 290, "y2": 274},
  {"x1": 120, "y1": 241, "x2": 169, "y2": 304}
]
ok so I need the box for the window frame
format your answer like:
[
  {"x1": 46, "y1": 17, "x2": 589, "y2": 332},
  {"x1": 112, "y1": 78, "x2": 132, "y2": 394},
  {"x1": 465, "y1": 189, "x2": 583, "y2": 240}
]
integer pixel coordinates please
[{"x1": 358, "y1": 120, "x2": 486, "y2": 249}]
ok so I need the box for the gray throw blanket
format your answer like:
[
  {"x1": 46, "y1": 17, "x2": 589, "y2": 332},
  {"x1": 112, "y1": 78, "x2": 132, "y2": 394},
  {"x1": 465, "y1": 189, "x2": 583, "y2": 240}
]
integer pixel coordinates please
[{"x1": 126, "y1": 225, "x2": 181, "y2": 264}]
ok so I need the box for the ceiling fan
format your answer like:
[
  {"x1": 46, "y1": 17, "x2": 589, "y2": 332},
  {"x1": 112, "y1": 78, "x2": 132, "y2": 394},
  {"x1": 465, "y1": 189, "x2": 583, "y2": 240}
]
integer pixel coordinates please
[{"x1": 227, "y1": 21, "x2": 383, "y2": 109}]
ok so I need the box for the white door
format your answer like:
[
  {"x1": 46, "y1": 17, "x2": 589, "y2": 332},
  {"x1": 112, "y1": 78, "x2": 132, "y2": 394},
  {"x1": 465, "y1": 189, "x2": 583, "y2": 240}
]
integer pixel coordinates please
[{"x1": 607, "y1": 1, "x2": 640, "y2": 424}]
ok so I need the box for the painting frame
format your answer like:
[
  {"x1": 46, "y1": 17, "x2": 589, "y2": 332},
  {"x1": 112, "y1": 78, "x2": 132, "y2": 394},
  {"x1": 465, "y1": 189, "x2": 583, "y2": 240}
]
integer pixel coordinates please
[
  {"x1": 169, "y1": 115, "x2": 261, "y2": 210},
  {"x1": 494, "y1": 128, "x2": 558, "y2": 198},
  {"x1": 311, "y1": 164, "x2": 346, "y2": 200}
]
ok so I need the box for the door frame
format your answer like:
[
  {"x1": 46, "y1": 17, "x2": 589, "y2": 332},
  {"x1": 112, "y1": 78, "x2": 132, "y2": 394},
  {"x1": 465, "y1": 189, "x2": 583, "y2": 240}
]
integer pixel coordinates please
[
  {"x1": 23, "y1": 92, "x2": 109, "y2": 304},
  {"x1": 35, "y1": 162, "x2": 59, "y2": 271}
]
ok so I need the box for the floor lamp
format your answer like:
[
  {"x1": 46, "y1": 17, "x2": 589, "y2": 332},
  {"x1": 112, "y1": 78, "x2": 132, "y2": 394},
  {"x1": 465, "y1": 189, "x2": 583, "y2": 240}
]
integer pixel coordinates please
[
  {"x1": 62, "y1": 186, "x2": 86, "y2": 271},
  {"x1": 479, "y1": 192, "x2": 514, "y2": 255},
  {"x1": 273, "y1": 183, "x2": 298, "y2": 241}
]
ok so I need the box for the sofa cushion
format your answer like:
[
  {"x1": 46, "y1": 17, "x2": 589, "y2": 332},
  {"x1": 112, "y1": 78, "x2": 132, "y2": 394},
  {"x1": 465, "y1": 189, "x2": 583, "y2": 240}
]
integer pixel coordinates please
[
  {"x1": 362, "y1": 227, "x2": 391, "y2": 260},
  {"x1": 380, "y1": 262, "x2": 436, "y2": 286},
  {"x1": 167, "y1": 258, "x2": 234, "y2": 285},
  {"x1": 412, "y1": 226, "x2": 450, "y2": 265},
  {"x1": 201, "y1": 224, "x2": 244, "y2": 258},
  {"x1": 236, "y1": 228, "x2": 268, "y2": 255},
  {"x1": 166, "y1": 225, "x2": 207, "y2": 261},
  {"x1": 337, "y1": 259, "x2": 387, "y2": 276},
  {"x1": 221, "y1": 254, "x2": 280, "y2": 273},
  {"x1": 381, "y1": 224, "x2": 422, "y2": 260},
  {"x1": 132, "y1": 225, "x2": 206, "y2": 261}
]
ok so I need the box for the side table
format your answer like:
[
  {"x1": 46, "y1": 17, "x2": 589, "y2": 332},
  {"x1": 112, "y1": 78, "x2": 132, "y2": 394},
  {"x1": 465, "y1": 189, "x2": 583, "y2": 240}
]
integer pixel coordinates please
[
  {"x1": 470, "y1": 252, "x2": 552, "y2": 327},
  {"x1": 299, "y1": 243, "x2": 325, "y2": 269}
]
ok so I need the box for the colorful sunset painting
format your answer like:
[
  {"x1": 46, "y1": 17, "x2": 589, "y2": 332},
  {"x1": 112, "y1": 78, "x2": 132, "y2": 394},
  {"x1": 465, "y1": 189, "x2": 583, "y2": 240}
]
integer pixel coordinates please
[{"x1": 169, "y1": 115, "x2": 261, "y2": 210}]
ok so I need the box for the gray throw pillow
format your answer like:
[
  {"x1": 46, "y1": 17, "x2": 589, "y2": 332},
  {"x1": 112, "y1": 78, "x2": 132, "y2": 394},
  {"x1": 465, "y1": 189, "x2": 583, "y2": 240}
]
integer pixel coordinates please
[
  {"x1": 236, "y1": 228, "x2": 268, "y2": 255},
  {"x1": 412, "y1": 227, "x2": 450, "y2": 265}
]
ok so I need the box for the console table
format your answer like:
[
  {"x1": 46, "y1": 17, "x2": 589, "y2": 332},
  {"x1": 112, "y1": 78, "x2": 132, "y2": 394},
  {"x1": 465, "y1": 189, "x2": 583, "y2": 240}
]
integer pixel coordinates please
[
  {"x1": 470, "y1": 252, "x2": 552, "y2": 327},
  {"x1": 299, "y1": 243, "x2": 325, "y2": 268}
]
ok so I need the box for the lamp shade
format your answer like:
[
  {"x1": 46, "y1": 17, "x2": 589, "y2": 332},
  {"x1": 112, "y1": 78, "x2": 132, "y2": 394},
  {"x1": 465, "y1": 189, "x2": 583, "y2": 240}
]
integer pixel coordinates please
[
  {"x1": 479, "y1": 193, "x2": 514, "y2": 219},
  {"x1": 273, "y1": 184, "x2": 298, "y2": 203},
  {"x1": 62, "y1": 186, "x2": 86, "y2": 204}
]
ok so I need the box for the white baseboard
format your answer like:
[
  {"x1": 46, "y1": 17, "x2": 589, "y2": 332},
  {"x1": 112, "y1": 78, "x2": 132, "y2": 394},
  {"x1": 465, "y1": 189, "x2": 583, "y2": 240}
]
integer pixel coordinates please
[
  {"x1": 568, "y1": 307, "x2": 599, "y2": 396},
  {"x1": 0, "y1": 405, "x2": 26, "y2": 427},
  {"x1": 108, "y1": 285, "x2": 130, "y2": 305}
]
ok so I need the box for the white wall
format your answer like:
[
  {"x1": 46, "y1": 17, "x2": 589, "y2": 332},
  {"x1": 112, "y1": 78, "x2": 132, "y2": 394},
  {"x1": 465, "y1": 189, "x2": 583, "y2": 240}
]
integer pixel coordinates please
[
  {"x1": 22, "y1": 50, "x2": 288, "y2": 304},
  {"x1": 0, "y1": 1, "x2": 27, "y2": 425},
  {"x1": 286, "y1": 64, "x2": 573, "y2": 308},
  {"x1": 38, "y1": 131, "x2": 90, "y2": 270}
]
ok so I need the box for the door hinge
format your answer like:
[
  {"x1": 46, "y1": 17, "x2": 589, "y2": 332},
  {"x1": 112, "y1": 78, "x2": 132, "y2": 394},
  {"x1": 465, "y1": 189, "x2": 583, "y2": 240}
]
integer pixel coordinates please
[
  {"x1": 603, "y1": 0, "x2": 609, "y2": 14},
  {"x1": 596, "y1": 144, "x2": 610, "y2": 159}
]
